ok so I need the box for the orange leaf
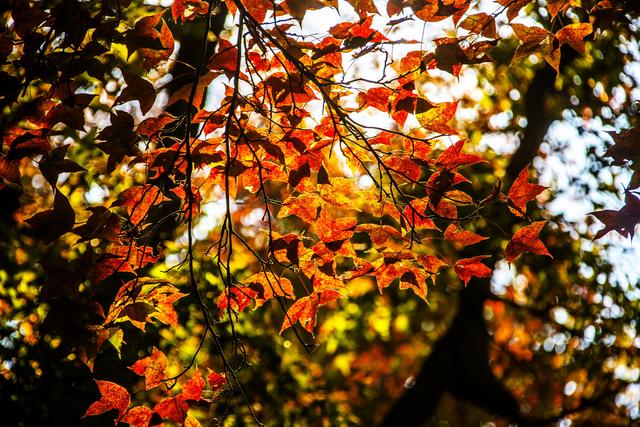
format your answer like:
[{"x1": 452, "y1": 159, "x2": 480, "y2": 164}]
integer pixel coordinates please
[
  {"x1": 403, "y1": 198, "x2": 438, "y2": 230},
  {"x1": 507, "y1": 166, "x2": 546, "y2": 217},
  {"x1": 315, "y1": 209, "x2": 357, "y2": 243},
  {"x1": 356, "y1": 223, "x2": 406, "y2": 246},
  {"x1": 122, "y1": 406, "x2": 153, "y2": 427},
  {"x1": 83, "y1": 380, "x2": 130, "y2": 419},
  {"x1": 497, "y1": 0, "x2": 530, "y2": 21},
  {"x1": 245, "y1": 272, "x2": 295, "y2": 307},
  {"x1": 154, "y1": 395, "x2": 188, "y2": 424},
  {"x1": 182, "y1": 369, "x2": 205, "y2": 401},
  {"x1": 185, "y1": 415, "x2": 203, "y2": 427},
  {"x1": 372, "y1": 259, "x2": 410, "y2": 293},
  {"x1": 511, "y1": 23, "x2": 550, "y2": 63},
  {"x1": 444, "y1": 224, "x2": 488, "y2": 245},
  {"x1": 454, "y1": 256, "x2": 492, "y2": 286},
  {"x1": 546, "y1": 0, "x2": 571, "y2": 18},
  {"x1": 216, "y1": 286, "x2": 260, "y2": 317},
  {"x1": 506, "y1": 221, "x2": 552, "y2": 262},
  {"x1": 459, "y1": 13, "x2": 496, "y2": 38},
  {"x1": 278, "y1": 194, "x2": 321, "y2": 224},
  {"x1": 117, "y1": 184, "x2": 168, "y2": 225},
  {"x1": 280, "y1": 294, "x2": 319, "y2": 334},
  {"x1": 280, "y1": 291, "x2": 343, "y2": 334},
  {"x1": 416, "y1": 101, "x2": 459, "y2": 135},
  {"x1": 436, "y1": 140, "x2": 485, "y2": 169},
  {"x1": 416, "y1": 255, "x2": 448, "y2": 274},
  {"x1": 398, "y1": 268, "x2": 429, "y2": 301},
  {"x1": 556, "y1": 22, "x2": 592, "y2": 54},
  {"x1": 129, "y1": 347, "x2": 167, "y2": 390}
]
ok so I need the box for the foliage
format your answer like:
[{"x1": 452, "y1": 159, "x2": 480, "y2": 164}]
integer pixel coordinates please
[{"x1": 1, "y1": 0, "x2": 639, "y2": 426}]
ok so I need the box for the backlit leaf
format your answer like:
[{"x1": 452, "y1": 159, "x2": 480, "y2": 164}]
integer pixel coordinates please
[
  {"x1": 507, "y1": 166, "x2": 546, "y2": 216},
  {"x1": 83, "y1": 380, "x2": 130, "y2": 419},
  {"x1": 505, "y1": 221, "x2": 552, "y2": 262},
  {"x1": 454, "y1": 256, "x2": 492, "y2": 286}
]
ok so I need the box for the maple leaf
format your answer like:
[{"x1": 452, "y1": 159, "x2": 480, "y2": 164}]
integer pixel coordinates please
[
  {"x1": 96, "y1": 111, "x2": 139, "y2": 171},
  {"x1": 114, "y1": 71, "x2": 156, "y2": 115},
  {"x1": 605, "y1": 127, "x2": 640, "y2": 166},
  {"x1": 436, "y1": 140, "x2": 485, "y2": 169},
  {"x1": 444, "y1": 224, "x2": 488, "y2": 245},
  {"x1": 454, "y1": 256, "x2": 492, "y2": 286},
  {"x1": 245, "y1": 272, "x2": 295, "y2": 307},
  {"x1": 556, "y1": 22, "x2": 592, "y2": 54},
  {"x1": 344, "y1": 0, "x2": 379, "y2": 17},
  {"x1": 546, "y1": 0, "x2": 573, "y2": 18},
  {"x1": 207, "y1": 369, "x2": 227, "y2": 392},
  {"x1": 460, "y1": 13, "x2": 497, "y2": 38},
  {"x1": 416, "y1": 254, "x2": 448, "y2": 274},
  {"x1": 83, "y1": 380, "x2": 130, "y2": 420},
  {"x1": 147, "y1": 284, "x2": 186, "y2": 326},
  {"x1": 507, "y1": 166, "x2": 546, "y2": 217},
  {"x1": 497, "y1": 0, "x2": 531, "y2": 21},
  {"x1": 411, "y1": 0, "x2": 469, "y2": 24},
  {"x1": 591, "y1": 191, "x2": 640, "y2": 239},
  {"x1": 280, "y1": 290, "x2": 343, "y2": 334},
  {"x1": 510, "y1": 23, "x2": 554, "y2": 67},
  {"x1": 154, "y1": 395, "x2": 188, "y2": 424},
  {"x1": 506, "y1": 221, "x2": 552, "y2": 262},
  {"x1": 356, "y1": 223, "x2": 406, "y2": 246},
  {"x1": 26, "y1": 191, "x2": 75, "y2": 244},
  {"x1": 315, "y1": 209, "x2": 357, "y2": 243},
  {"x1": 129, "y1": 347, "x2": 168, "y2": 390},
  {"x1": 217, "y1": 286, "x2": 260, "y2": 317},
  {"x1": 39, "y1": 145, "x2": 85, "y2": 189},
  {"x1": 182, "y1": 369, "x2": 205, "y2": 401},
  {"x1": 416, "y1": 100, "x2": 458, "y2": 135},
  {"x1": 403, "y1": 198, "x2": 438, "y2": 230},
  {"x1": 122, "y1": 406, "x2": 153, "y2": 427},
  {"x1": 398, "y1": 268, "x2": 429, "y2": 301},
  {"x1": 0, "y1": 154, "x2": 20, "y2": 187},
  {"x1": 115, "y1": 184, "x2": 169, "y2": 225},
  {"x1": 278, "y1": 193, "x2": 321, "y2": 224}
]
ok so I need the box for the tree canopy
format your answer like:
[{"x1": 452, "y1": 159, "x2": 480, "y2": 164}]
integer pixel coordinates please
[{"x1": 1, "y1": 0, "x2": 640, "y2": 426}]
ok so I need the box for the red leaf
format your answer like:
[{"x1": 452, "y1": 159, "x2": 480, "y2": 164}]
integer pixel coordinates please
[
  {"x1": 436, "y1": 140, "x2": 485, "y2": 169},
  {"x1": 154, "y1": 395, "x2": 188, "y2": 424},
  {"x1": 444, "y1": 224, "x2": 488, "y2": 245},
  {"x1": 506, "y1": 221, "x2": 552, "y2": 263},
  {"x1": 182, "y1": 369, "x2": 205, "y2": 401},
  {"x1": 116, "y1": 184, "x2": 168, "y2": 225},
  {"x1": 217, "y1": 286, "x2": 260, "y2": 317},
  {"x1": 83, "y1": 380, "x2": 130, "y2": 420},
  {"x1": 207, "y1": 369, "x2": 227, "y2": 392},
  {"x1": 507, "y1": 166, "x2": 546, "y2": 216},
  {"x1": 454, "y1": 256, "x2": 492, "y2": 286},
  {"x1": 122, "y1": 406, "x2": 153, "y2": 427},
  {"x1": 417, "y1": 255, "x2": 448, "y2": 274},
  {"x1": 129, "y1": 347, "x2": 168, "y2": 390}
]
